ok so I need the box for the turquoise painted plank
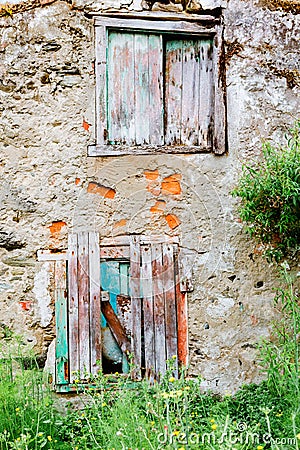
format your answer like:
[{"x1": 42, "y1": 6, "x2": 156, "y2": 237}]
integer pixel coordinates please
[
  {"x1": 165, "y1": 39, "x2": 183, "y2": 145},
  {"x1": 107, "y1": 32, "x2": 135, "y2": 144},
  {"x1": 134, "y1": 33, "x2": 150, "y2": 144},
  {"x1": 148, "y1": 34, "x2": 164, "y2": 145},
  {"x1": 100, "y1": 261, "x2": 120, "y2": 328},
  {"x1": 55, "y1": 260, "x2": 69, "y2": 385}
]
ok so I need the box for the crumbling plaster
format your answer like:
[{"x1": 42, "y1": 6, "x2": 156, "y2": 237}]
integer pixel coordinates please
[{"x1": 0, "y1": 0, "x2": 299, "y2": 392}]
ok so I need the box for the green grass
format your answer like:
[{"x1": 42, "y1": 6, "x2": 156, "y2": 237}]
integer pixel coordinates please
[
  {"x1": 1, "y1": 269, "x2": 299, "y2": 449},
  {"x1": 0, "y1": 359, "x2": 299, "y2": 450}
]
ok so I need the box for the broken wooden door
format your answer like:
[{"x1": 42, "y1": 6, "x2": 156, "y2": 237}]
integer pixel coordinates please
[{"x1": 44, "y1": 232, "x2": 188, "y2": 390}]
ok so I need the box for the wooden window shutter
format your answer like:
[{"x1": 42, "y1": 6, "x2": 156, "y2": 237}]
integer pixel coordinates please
[
  {"x1": 54, "y1": 259, "x2": 69, "y2": 385},
  {"x1": 90, "y1": 15, "x2": 226, "y2": 157},
  {"x1": 130, "y1": 238, "x2": 186, "y2": 379},
  {"x1": 107, "y1": 31, "x2": 164, "y2": 146},
  {"x1": 165, "y1": 38, "x2": 214, "y2": 148},
  {"x1": 45, "y1": 232, "x2": 187, "y2": 388},
  {"x1": 67, "y1": 232, "x2": 101, "y2": 382}
]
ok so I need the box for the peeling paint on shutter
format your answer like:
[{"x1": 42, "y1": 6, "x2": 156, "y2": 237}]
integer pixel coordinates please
[
  {"x1": 55, "y1": 259, "x2": 68, "y2": 385},
  {"x1": 107, "y1": 31, "x2": 164, "y2": 146},
  {"x1": 165, "y1": 37, "x2": 214, "y2": 147},
  {"x1": 130, "y1": 240, "x2": 183, "y2": 379},
  {"x1": 67, "y1": 232, "x2": 101, "y2": 381},
  {"x1": 41, "y1": 233, "x2": 187, "y2": 388}
]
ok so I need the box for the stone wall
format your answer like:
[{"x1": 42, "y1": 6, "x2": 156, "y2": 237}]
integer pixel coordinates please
[{"x1": 0, "y1": 0, "x2": 299, "y2": 392}]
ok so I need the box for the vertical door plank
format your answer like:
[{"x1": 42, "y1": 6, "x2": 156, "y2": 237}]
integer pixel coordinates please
[
  {"x1": 120, "y1": 263, "x2": 129, "y2": 296},
  {"x1": 163, "y1": 243, "x2": 178, "y2": 375},
  {"x1": 213, "y1": 24, "x2": 227, "y2": 154},
  {"x1": 100, "y1": 261, "x2": 120, "y2": 325},
  {"x1": 141, "y1": 244, "x2": 155, "y2": 379},
  {"x1": 148, "y1": 34, "x2": 164, "y2": 145},
  {"x1": 165, "y1": 39, "x2": 183, "y2": 145},
  {"x1": 119, "y1": 262, "x2": 130, "y2": 373},
  {"x1": 95, "y1": 25, "x2": 107, "y2": 145},
  {"x1": 68, "y1": 233, "x2": 79, "y2": 381},
  {"x1": 89, "y1": 232, "x2": 101, "y2": 375},
  {"x1": 107, "y1": 32, "x2": 135, "y2": 145},
  {"x1": 129, "y1": 236, "x2": 142, "y2": 378},
  {"x1": 199, "y1": 39, "x2": 213, "y2": 148},
  {"x1": 134, "y1": 33, "x2": 150, "y2": 145},
  {"x1": 174, "y1": 246, "x2": 188, "y2": 367},
  {"x1": 181, "y1": 39, "x2": 200, "y2": 146},
  {"x1": 152, "y1": 244, "x2": 167, "y2": 377},
  {"x1": 55, "y1": 260, "x2": 68, "y2": 385},
  {"x1": 78, "y1": 232, "x2": 90, "y2": 376}
]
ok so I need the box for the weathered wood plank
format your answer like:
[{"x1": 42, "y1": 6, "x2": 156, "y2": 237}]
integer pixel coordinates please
[
  {"x1": 165, "y1": 39, "x2": 183, "y2": 145},
  {"x1": 77, "y1": 232, "x2": 90, "y2": 376},
  {"x1": 101, "y1": 298, "x2": 131, "y2": 355},
  {"x1": 68, "y1": 234, "x2": 79, "y2": 381},
  {"x1": 55, "y1": 260, "x2": 68, "y2": 385},
  {"x1": 152, "y1": 244, "x2": 166, "y2": 377},
  {"x1": 129, "y1": 236, "x2": 142, "y2": 378},
  {"x1": 37, "y1": 250, "x2": 67, "y2": 261},
  {"x1": 213, "y1": 23, "x2": 227, "y2": 154},
  {"x1": 100, "y1": 235, "x2": 179, "y2": 247},
  {"x1": 134, "y1": 33, "x2": 150, "y2": 145},
  {"x1": 141, "y1": 244, "x2": 155, "y2": 379},
  {"x1": 181, "y1": 39, "x2": 200, "y2": 146},
  {"x1": 107, "y1": 32, "x2": 135, "y2": 145},
  {"x1": 199, "y1": 39, "x2": 213, "y2": 148},
  {"x1": 88, "y1": 232, "x2": 101, "y2": 375},
  {"x1": 93, "y1": 12, "x2": 219, "y2": 23},
  {"x1": 148, "y1": 34, "x2": 164, "y2": 145},
  {"x1": 163, "y1": 243, "x2": 178, "y2": 375},
  {"x1": 94, "y1": 16, "x2": 218, "y2": 33},
  {"x1": 88, "y1": 143, "x2": 211, "y2": 156},
  {"x1": 100, "y1": 245, "x2": 130, "y2": 259},
  {"x1": 95, "y1": 25, "x2": 107, "y2": 145},
  {"x1": 174, "y1": 247, "x2": 188, "y2": 367},
  {"x1": 120, "y1": 263, "x2": 129, "y2": 296}
]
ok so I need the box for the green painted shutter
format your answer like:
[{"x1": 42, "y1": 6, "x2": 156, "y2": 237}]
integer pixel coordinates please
[
  {"x1": 107, "y1": 31, "x2": 164, "y2": 146},
  {"x1": 55, "y1": 260, "x2": 69, "y2": 385}
]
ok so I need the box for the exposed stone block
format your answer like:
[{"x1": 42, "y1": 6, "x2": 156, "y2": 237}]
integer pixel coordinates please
[{"x1": 0, "y1": 232, "x2": 25, "y2": 250}]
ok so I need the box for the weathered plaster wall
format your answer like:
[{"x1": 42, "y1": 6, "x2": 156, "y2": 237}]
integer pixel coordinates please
[{"x1": 0, "y1": 0, "x2": 299, "y2": 391}]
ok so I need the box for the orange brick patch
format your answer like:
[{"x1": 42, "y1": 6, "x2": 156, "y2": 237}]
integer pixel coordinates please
[
  {"x1": 87, "y1": 182, "x2": 116, "y2": 199},
  {"x1": 19, "y1": 301, "x2": 32, "y2": 311},
  {"x1": 114, "y1": 219, "x2": 127, "y2": 228},
  {"x1": 161, "y1": 174, "x2": 182, "y2": 195},
  {"x1": 165, "y1": 214, "x2": 181, "y2": 229},
  {"x1": 83, "y1": 119, "x2": 90, "y2": 131},
  {"x1": 150, "y1": 200, "x2": 166, "y2": 214},
  {"x1": 49, "y1": 221, "x2": 67, "y2": 235},
  {"x1": 144, "y1": 169, "x2": 159, "y2": 180}
]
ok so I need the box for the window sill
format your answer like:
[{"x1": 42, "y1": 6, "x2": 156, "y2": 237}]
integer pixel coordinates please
[{"x1": 87, "y1": 144, "x2": 213, "y2": 157}]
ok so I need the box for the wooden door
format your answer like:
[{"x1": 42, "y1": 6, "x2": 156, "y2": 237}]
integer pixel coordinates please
[{"x1": 50, "y1": 233, "x2": 187, "y2": 389}]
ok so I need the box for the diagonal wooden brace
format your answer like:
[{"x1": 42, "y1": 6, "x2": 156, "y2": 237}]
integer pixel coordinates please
[{"x1": 101, "y1": 291, "x2": 132, "y2": 356}]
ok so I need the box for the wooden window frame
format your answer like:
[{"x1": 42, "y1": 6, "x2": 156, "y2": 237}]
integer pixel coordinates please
[
  {"x1": 88, "y1": 12, "x2": 227, "y2": 157},
  {"x1": 38, "y1": 233, "x2": 191, "y2": 393}
]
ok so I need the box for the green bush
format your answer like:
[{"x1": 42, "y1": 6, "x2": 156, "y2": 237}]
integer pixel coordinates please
[{"x1": 232, "y1": 122, "x2": 300, "y2": 260}]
